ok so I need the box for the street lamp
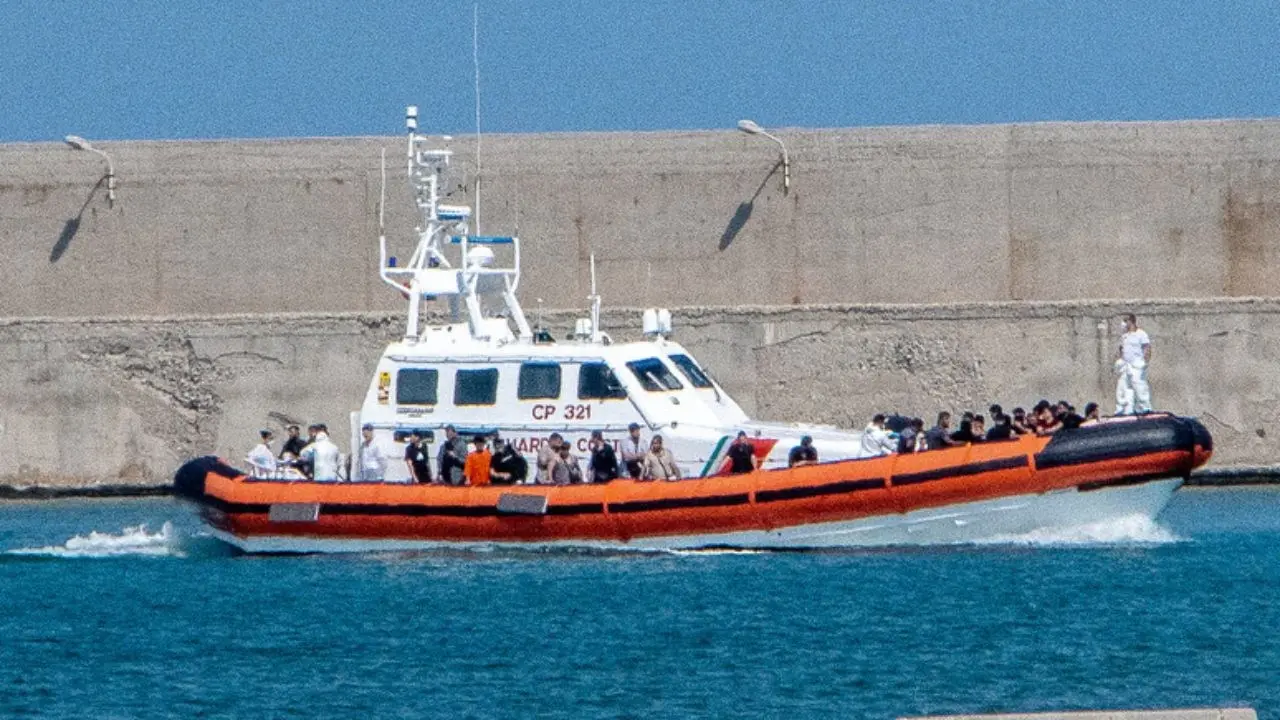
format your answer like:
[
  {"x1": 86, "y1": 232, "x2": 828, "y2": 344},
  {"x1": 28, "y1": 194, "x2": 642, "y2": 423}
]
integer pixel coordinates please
[
  {"x1": 64, "y1": 135, "x2": 116, "y2": 208},
  {"x1": 737, "y1": 119, "x2": 790, "y2": 194}
]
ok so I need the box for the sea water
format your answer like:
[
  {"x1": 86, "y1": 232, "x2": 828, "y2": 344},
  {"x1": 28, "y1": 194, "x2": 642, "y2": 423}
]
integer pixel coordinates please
[{"x1": 1, "y1": 488, "x2": 1277, "y2": 720}]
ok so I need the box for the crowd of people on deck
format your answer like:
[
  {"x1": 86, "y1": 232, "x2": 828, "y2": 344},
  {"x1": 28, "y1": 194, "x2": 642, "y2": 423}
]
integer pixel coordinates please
[
  {"x1": 244, "y1": 315, "x2": 1155, "y2": 483},
  {"x1": 242, "y1": 399, "x2": 1106, "y2": 484},
  {"x1": 855, "y1": 399, "x2": 1105, "y2": 460},
  {"x1": 244, "y1": 420, "x2": 688, "y2": 486}
]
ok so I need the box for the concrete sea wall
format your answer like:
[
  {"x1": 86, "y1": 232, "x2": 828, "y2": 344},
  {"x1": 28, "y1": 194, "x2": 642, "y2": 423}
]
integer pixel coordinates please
[
  {"x1": 1, "y1": 299, "x2": 1274, "y2": 487},
  {"x1": 4, "y1": 119, "x2": 1280, "y2": 486},
  {"x1": 4, "y1": 119, "x2": 1280, "y2": 319}
]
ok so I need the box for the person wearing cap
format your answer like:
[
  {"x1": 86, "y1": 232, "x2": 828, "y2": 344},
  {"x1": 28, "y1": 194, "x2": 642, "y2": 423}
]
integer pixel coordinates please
[
  {"x1": 437, "y1": 425, "x2": 466, "y2": 486},
  {"x1": 620, "y1": 423, "x2": 646, "y2": 479},
  {"x1": 788, "y1": 435, "x2": 818, "y2": 467},
  {"x1": 463, "y1": 435, "x2": 492, "y2": 486},
  {"x1": 404, "y1": 429, "x2": 432, "y2": 484},
  {"x1": 247, "y1": 429, "x2": 277, "y2": 478},
  {"x1": 489, "y1": 436, "x2": 527, "y2": 485},
  {"x1": 358, "y1": 424, "x2": 387, "y2": 482},
  {"x1": 587, "y1": 430, "x2": 619, "y2": 483}
]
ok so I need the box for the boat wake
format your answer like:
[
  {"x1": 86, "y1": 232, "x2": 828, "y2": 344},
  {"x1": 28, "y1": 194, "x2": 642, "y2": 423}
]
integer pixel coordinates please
[
  {"x1": 968, "y1": 514, "x2": 1182, "y2": 547},
  {"x1": 4, "y1": 522, "x2": 195, "y2": 559}
]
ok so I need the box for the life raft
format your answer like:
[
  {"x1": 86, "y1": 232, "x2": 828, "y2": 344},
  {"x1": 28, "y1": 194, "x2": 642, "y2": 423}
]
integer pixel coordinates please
[{"x1": 174, "y1": 414, "x2": 1212, "y2": 553}]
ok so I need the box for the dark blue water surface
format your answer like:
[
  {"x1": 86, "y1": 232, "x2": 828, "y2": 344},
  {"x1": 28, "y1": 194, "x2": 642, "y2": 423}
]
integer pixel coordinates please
[{"x1": 1, "y1": 488, "x2": 1277, "y2": 720}]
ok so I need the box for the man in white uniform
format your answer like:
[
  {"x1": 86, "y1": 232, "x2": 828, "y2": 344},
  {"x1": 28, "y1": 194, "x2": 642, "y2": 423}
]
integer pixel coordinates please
[
  {"x1": 858, "y1": 414, "x2": 898, "y2": 459},
  {"x1": 1115, "y1": 313, "x2": 1153, "y2": 415},
  {"x1": 358, "y1": 423, "x2": 387, "y2": 482},
  {"x1": 300, "y1": 424, "x2": 343, "y2": 482}
]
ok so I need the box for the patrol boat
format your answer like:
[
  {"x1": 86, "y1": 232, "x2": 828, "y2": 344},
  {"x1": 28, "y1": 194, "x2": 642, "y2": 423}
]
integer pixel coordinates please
[{"x1": 173, "y1": 108, "x2": 1213, "y2": 554}]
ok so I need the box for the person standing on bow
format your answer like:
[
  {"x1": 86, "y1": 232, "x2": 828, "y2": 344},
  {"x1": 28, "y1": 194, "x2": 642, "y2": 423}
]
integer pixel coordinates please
[{"x1": 1115, "y1": 313, "x2": 1153, "y2": 415}]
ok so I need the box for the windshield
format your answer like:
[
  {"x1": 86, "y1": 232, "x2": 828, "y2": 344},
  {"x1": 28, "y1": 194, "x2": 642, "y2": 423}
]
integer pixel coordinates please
[
  {"x1": 626, "y1": 358, "x2": 684, "y2": 392},
  {"x1": 668, "y1": 354, "x2": 713, "y2": 388}
]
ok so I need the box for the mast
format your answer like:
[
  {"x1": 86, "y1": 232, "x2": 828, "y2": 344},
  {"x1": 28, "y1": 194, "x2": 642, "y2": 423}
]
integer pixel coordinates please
[{"x1": 379, "y1": 106, "x2": 532, "y2": 343}]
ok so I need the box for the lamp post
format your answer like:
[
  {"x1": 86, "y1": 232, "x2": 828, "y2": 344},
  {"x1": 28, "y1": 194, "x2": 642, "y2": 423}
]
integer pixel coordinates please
[
  {"x1": 64, "y1": 135, "x2": 116, "y2": 208},
  {"x1": 737, "y1": 119, "x2": 790, "y2": 194}
]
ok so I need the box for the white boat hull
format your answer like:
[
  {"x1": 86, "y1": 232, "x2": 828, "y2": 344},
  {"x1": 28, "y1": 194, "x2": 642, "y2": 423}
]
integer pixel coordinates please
[{"x1": 207, "y1": 477, "x2": 1182, "y2": 554}]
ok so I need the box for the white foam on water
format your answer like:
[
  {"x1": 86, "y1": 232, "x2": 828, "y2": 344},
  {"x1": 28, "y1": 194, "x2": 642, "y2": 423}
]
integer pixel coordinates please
[
  {"x1": 6, "y1": 522, "x2": 185, "y2": 559},
  {"x1": 969, "y1": 513, "x2": 1182, "y2": 547}
]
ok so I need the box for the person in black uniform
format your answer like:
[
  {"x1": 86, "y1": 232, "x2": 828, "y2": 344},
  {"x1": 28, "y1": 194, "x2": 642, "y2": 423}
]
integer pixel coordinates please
[
  {"x1": 788, "y1": 435, "x2": 818, "y2": 467},
  {"x1": 279, "y1": 424, "x2": 307, "y2": 460},
  {"x1": 489, "y1": 437, "x2": 528, "y2": 485},
  {"x1": 587, "y1": 430, "x2": 619, "y2": 483},
  {"x1": 404, "y1": 429, "x2": 432, "y2": 483},
  {"x1": 726, "y1": 431, "x2": 759, "y2": 474}
]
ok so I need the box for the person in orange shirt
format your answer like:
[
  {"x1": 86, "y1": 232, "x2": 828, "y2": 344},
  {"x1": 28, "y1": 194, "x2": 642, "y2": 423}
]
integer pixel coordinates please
[{"x1": 463, "y1": 435, "x2": 492, "y2": 486}]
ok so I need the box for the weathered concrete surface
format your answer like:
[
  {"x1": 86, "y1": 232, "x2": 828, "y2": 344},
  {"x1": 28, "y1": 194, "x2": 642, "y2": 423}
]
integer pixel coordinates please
[
  {"x1": 5, "y1": 119, "x2": 1280, "y2": 319},
  {"x1": 1, "y1": 299, "x2": 1275, "y2": 487}
]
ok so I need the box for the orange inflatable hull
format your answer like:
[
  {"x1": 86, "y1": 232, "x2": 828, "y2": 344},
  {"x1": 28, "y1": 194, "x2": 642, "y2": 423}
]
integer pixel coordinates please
[{"x1": 174, "y1": 415, "x2": 1211, "y2": 551}]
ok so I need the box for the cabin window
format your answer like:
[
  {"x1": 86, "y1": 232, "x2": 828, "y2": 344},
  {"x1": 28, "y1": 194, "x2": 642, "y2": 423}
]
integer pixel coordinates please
[
  {"x1": 518, "y1": 363, "x2": 562, "y2": 400},
  {"x1": 578, "y1": 362, "x2": 628, "y2": 399},
  {"x1": 668, "y1": 354, "x2": 713, "y2": 389},
  {"x1": 455, "y1": 368, "x2": 499, "y2": 406},
  {"x1": 626, "y1": 358, "x2": 684, "y2": 392},
  {"x1": 396, "y1": 368, "x2": 438, "y2": 405}
]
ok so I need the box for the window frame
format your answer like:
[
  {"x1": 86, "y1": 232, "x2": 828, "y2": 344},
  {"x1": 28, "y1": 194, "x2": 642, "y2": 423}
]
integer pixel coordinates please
[
  {"x1": 577, "y1": 361, "x2": 628, "y2": 400},
  {"x1": 454, "y1": 368, "x2": 500, "y2": 406},
  {"x1": 395, "y1": 368, "x2": 439, "y2": 405},
  {"x1": 625, "y1": 357, "x2": 685, "y2": 392},
  {"x1": 668, "y1": 353, "x2": 713, "y2": 389},
  {"x1": 518, "y1": 362, "x2": 563, "y2": 400}
]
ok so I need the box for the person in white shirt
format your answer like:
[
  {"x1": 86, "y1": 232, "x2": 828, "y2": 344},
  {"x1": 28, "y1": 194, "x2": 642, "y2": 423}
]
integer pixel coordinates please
[
  {"x1": 358, "y1": 424, "x2": 387, "y2": 482},
  {"x1": 1115, "y1": 313, "x2": 1153, "y2": 415},
  {"x1": 858, "y1": 414, "x2": 898, "y2": 459},
  {"x1": 246, "y1": 429, "x2": 277, "y2": 478},
  {"x1": 620, "y1": 423, "x2": 647, "y2": 479},
  {"x1": 300, "y1": 424, "x2": 342, "y2": 482}
]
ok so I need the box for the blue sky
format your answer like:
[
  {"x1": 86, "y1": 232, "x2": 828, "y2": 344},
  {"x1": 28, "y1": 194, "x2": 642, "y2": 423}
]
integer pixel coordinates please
[{"x1": 3, "y1": 0, "x2": 1278, "y2": 142}]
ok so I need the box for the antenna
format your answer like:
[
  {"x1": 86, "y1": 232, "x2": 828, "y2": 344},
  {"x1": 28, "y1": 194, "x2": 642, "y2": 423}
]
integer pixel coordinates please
[
  {"x1": 377, "y1": 147, "x2": 388, "y2": 274},
  {"x1": 472, "y1": 2, "x2": 482, "y2": 235},
  {"x1": 378, "y1": 148, "x2": 387, "y2": 235},
  {"x1": 589, "y1": 254, "x2": 602, "y2": 343}
]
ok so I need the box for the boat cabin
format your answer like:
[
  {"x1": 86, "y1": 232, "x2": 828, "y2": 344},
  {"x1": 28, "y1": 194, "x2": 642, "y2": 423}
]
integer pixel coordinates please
[{"x1": 352, "y1": 107, "x2": 864, "y2": 481}]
